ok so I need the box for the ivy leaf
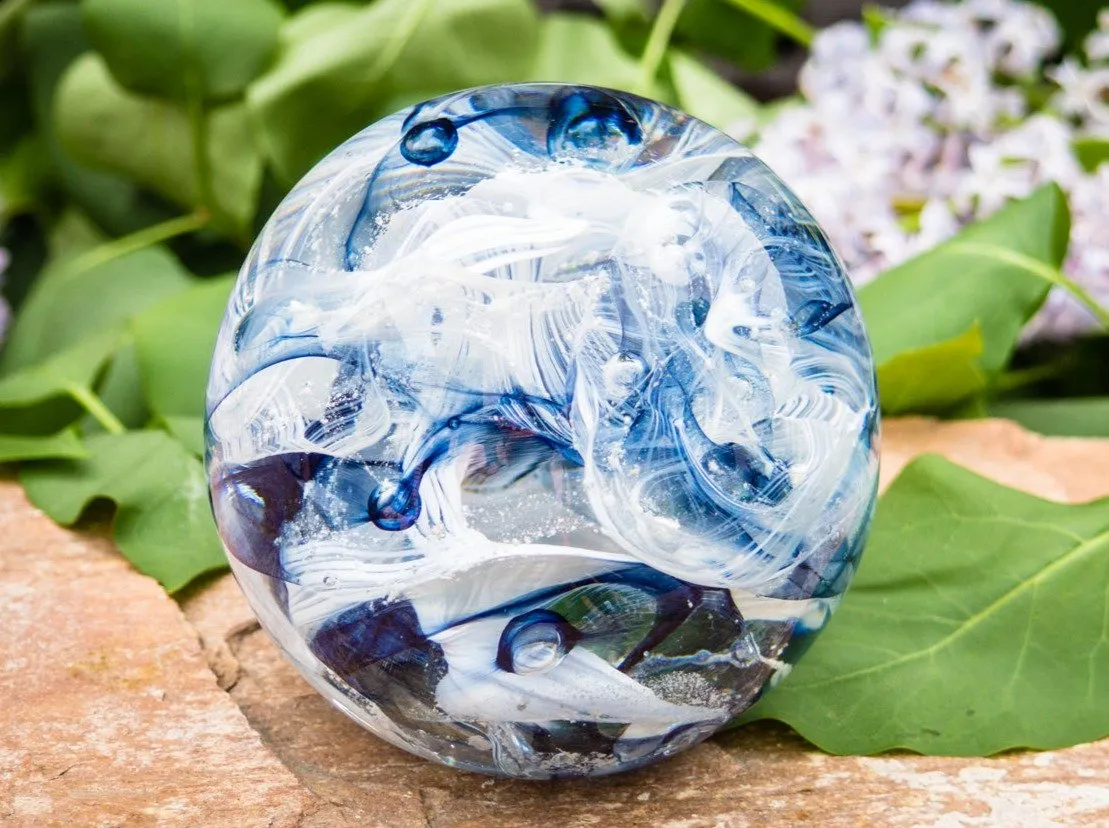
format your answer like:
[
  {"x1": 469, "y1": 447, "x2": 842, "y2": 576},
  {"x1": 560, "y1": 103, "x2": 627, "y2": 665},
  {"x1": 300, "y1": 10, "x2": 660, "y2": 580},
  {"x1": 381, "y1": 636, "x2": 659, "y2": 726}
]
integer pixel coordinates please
[
  {"x1": 529, "y1": 13, "x2": 646, "y2": 93},
  {"x1": 877, "y1": 324, "x2": 987, "y2": 415},
  {"x1": 0, "y1": 429, "x2": 88, "y2": 463},
  {"x1": 989, "y1": 398, "x2": 1109, "y2": 438},
  {"x1": 859, "y1": 184, "x2": 1067, "y2": 413},
  {"x1": 133, "y1": 275, "x2": 235, "y2": 455},
  {"x1": 83, "y1": 0, "x2": 285, "y2": 102},
  {"x1": 669, "y1": 50, "x2": 760, "y2": 132},
  {"x1": 0, "y1": 244, "x2": 192, "y2": 374},
  {"x1": 742, "y1": 455, "x2": 1109, "y2": 756},
  {"x1": 54, "y1": 55, "x2": 264, "y2": 235},
  {"x1": 20, "y1": 431, "x2": 228, "y2": 592},
  {"x1": 248, "y1": 0, "x2": 540, "y2": 183}
]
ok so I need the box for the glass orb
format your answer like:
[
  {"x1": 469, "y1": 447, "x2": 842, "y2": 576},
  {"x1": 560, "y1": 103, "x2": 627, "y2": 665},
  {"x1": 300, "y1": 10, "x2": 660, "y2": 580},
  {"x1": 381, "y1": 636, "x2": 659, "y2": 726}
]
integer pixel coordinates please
[{"x1": 206, "y1": 84, "x2": 880, "y2": 779}]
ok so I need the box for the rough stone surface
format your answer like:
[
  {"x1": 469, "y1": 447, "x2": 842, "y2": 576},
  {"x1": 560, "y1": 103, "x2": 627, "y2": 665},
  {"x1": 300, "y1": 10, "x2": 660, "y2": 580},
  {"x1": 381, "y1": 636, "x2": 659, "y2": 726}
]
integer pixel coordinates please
[
  {"x1": 0, "y1": 477, "x2": 321, "y2": 827},
  {"x1": 4, "y1": 418, "x2": 1109, "y2": 826}
]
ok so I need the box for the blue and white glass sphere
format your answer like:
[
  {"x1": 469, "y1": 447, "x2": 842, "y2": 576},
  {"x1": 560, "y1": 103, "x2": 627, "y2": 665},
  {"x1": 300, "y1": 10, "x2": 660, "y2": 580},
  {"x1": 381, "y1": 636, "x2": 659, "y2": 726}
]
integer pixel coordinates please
[{"x1": 206, "y1": 84, "x2": 880, "y2": 778}]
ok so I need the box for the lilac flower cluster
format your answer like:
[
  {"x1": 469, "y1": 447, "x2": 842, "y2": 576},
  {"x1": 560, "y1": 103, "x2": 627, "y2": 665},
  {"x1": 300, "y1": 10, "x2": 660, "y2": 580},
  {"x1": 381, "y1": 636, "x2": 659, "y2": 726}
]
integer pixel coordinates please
[{"x1": 741, "y1": 1, "x2": 1109, "y2": 340}]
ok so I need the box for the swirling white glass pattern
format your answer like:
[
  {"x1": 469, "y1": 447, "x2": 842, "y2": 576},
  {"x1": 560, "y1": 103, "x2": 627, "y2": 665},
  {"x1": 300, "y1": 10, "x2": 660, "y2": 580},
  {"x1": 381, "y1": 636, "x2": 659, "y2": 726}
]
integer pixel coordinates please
[{"x1": 206, "y1": 84, "x2": 880, "y2": 778}]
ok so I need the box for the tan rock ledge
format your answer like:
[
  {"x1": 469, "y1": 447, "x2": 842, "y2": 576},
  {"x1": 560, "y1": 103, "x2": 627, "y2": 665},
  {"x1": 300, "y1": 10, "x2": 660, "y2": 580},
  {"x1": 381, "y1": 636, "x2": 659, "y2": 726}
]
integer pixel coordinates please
[{"x1": 2, "y1": 417, "x2": 1108, "y2": 827}]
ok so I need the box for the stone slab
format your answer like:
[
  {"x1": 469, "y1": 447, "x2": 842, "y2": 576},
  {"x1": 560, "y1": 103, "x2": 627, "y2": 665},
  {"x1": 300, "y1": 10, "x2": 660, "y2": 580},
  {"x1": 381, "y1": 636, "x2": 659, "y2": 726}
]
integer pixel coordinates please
[
  {"x1": 181, "y1": 418, "x2": 1109, "y2": 827},
  {"x1": 0, "y1": 479, "x2": 326, "y2": 826},
  {"x1": 4, "y1": 417, "x2": 1109, "y2": 826}
]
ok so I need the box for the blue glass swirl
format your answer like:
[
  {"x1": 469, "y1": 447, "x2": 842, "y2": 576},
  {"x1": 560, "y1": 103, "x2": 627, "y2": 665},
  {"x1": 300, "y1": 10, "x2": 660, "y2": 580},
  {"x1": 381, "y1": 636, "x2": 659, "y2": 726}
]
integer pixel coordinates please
[{"x1": 206, "y1": 84, "x2": 880, "y2": 778}]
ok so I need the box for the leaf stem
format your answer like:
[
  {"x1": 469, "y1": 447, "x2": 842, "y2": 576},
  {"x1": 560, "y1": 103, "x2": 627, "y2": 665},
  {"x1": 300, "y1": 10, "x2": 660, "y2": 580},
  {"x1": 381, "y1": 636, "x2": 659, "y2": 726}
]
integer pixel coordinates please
[
  {"x1": 64, "y1": 382, "x2": 125, "y2": 435},
  {"x1": 59, "y1": 211, "x2": 209, "y2": 283},
  {"x1": 718, "y1": 0, "x2": 815, "y2": 47},
  {"x1": 637, "y1": 0, "x2": 689, "y2": 94},
  {"x1": 949, "y1": 242, "x2": 1109, "y2": 330}
]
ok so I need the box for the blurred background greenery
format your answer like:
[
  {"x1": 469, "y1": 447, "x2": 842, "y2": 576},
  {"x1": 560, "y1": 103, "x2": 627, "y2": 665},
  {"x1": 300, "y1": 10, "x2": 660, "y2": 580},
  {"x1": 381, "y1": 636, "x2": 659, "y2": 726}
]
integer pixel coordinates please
[{"x1": 0, "y1": 0, "x2": 1096, "y2": 300}]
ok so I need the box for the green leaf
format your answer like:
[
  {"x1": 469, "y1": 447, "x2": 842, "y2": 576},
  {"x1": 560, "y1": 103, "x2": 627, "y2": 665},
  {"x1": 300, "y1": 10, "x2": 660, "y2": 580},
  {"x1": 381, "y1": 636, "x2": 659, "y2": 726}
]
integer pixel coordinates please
[
  {"x1": 669, "y1": 50, "x2": 759, "y2": 132},
  {"x1": 21, "y1": 431, "x2": 228, "y2": 592},
  {"x1": 859, "y1": 184, "x2": 1068, "y2": 376},
  {"x1": 0, "y1": 328, "x2": 124, "y2": 409},
  {"x1": 877, "y1": 324, "x2": 988, "y2": 415},
  {"x1": 83, "y1": 0, "x2": 285, "y2": 102},
  {"x1": 674, "y1": 0, "x2": 806, "y2": 72},
  {"x1": 0, "y1": 74, "x2": 34, "y2": 153},
  {"x1": 248, "y1": 0, "x2": 540, "y2": 183},
  {"x1": 278, "y1": 2, "x2": 363, "y2": 42},
  {"x1": 54, "y1": 54, "x2": 263, "y2": 234},
  {"x1": 593, "y1": 0, "x2": 651, "y2": 22},
  {"x1": 163, "y1": 415, "x2": 206, "y2": 458},
  {"x1": 0, "y1": 429, "x2": 88, "y2": 462},
  {"x1": 0, "y1": 329, "x2": 125, "y2": 438},
  {"x1": 21, "y1": 1, "x2": 158, "y2": 236},
  {"x1": 1074, "y1": 137, "x2": 1109, "y2": 174},
  {"x1": 0, "y1": 135, "x2": 49, "y2": 218},
  {"x1": 989, "y1": 397, "x2": 1109, "y2": 438},
  {"x1": 1041, "y1": 0, "x2": 1100, "y2": 52},
  {"x1": 529, "y1": 13, "x2": 645, "y2": 92},
  {"x1": 716, "y1": 0, "x2": 814, "y2": 47},
  {"x1": 133, "y1": 275, "x2": 234, "y2": 430},
  {"x1": 0, "y1": 244, "x2": 192, "y2": 374},
  {"x1": 85, "y1": 343, "x2": 150, "y2": 432},
  {"x1": 742, "y1": 454, "x2": 1109, "y2": 755},
  {"x1": 0, "y1": 0, "x2": 38, "y2": 74}
]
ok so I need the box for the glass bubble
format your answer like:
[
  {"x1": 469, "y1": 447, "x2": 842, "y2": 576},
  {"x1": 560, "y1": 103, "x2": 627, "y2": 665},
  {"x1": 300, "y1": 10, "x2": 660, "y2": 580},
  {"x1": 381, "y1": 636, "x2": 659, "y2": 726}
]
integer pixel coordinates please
[{"x1": 206, "y1": 84, "x2": 880, "y2": 779}]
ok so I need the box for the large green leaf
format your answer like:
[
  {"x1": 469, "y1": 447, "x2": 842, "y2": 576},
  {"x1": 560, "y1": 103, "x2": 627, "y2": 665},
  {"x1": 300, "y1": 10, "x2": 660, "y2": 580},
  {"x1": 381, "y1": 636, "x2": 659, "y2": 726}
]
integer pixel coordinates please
[
  {"x1": 860, "y1": 184, "x2": 1067, "y2": 375},
  {"x1": 859, "y1": 184, "x2": 1068, "y2": 416},
  {"x1": 529, "y1": 13, "x2": 645, "y2": 93},
  {"x1": 669, "y1": 50, "x2": 759, "y2": 132},
  {"x1": 0, "y1": 244, "x2": 192, "y2": 374},
  {"x1": 742, "y1": 455, "x2": 1109, "y2": 755},
  {"x1": 248, "y1": 0, "x2": 540, "y2": 183},
  {"x1": 133, "y1": 275, "x2": 234, "y2": 453},
  {"x1": 877, "y1": 324, "x2": 988, "y2": 415},
  {"x1": 54, "y1": 54, "x2": 263, "y2": 234},
  {"x1": 989, "y1": 397, "x2": 1109, "y2": 438},
  {"x1": 83, "y1": 0, "x2": 285, "y2": 102},
  {"x1": 21, "y1": 431, "x2": 228, "y2": 592},
  {"x1": 0, "y1": 429, "x2": 87, "y2": 462}
]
